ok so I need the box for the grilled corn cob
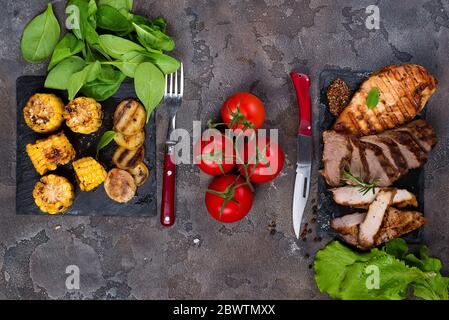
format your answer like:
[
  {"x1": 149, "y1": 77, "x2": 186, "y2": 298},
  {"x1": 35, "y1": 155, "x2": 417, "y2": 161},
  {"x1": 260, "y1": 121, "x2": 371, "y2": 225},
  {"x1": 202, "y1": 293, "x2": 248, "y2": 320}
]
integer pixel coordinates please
[
  {"x1": 73, "y1": 157, "x2": 107, "y2": 191},
  {"x1": 23, "y1": 93, "x2": 65, "y2": 133},
  {"x1": 26, "y1": 132, "x2": 76, "y2": 175},
  {"x1": 65, "y1": 97, "x2": 102, "y2": 134},
  {"x1": 33, "y1": 174, "x2": 74, "y2": 214}
]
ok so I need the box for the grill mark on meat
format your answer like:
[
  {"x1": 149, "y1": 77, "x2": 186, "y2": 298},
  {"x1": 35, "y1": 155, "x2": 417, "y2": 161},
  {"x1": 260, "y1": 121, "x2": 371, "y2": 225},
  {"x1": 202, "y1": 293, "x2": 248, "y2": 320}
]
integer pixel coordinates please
[
  {"x1": 376, "y1": 75, "x2": 411, "y2": 122},
  {"x1": 360, "y1": 141, "x2": 398, "y2": 184},
  {"x1": 382, "y1": 131, "x2": 427, "y2": 168}
]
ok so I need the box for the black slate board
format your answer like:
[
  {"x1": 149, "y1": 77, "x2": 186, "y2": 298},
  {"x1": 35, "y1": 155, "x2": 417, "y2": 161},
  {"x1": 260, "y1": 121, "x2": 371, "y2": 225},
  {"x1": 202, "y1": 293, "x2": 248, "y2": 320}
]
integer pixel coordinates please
[
  {"x1": 317, "y1": 69, "x2": 424, "y2": 242},
  {"x1": 16, "y1": 76, "x2": 157, "y2": 217}
]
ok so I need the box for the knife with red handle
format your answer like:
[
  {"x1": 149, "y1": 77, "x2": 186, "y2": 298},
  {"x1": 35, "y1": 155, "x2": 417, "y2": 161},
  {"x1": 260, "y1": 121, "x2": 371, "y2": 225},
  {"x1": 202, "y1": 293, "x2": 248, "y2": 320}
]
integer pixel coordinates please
[{"x1": 290, "y1": 72, "x2": 312, "y2": 238}]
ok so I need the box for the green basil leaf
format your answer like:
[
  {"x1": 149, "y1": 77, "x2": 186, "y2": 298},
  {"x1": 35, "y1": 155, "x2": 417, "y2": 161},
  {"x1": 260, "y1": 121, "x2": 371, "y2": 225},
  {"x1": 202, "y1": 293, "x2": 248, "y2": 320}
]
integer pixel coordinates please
[
  {"x1": 47, "y1": 33, "x2": 84, "y2": 70},
  {"x1": 96, "y1": 130, "x2": 116, "y2": 156},
  {"x1": 45, "y1": 56, "x2": 86, "y2": 90},
  {"x1": 98, "y1": 34, "x2": 145, "y2": 59},
  {"x1": 133, "y1": 22, "x2": 175, "y2": 51},
  {"x1": 68, "y1": 60, "x2": 101, "y2": 100},
  {"x1": 366, "y1": 87, "x2": 380, "y2": 110},
  {"x1": 97, "y1": 4, "x2": 132, "y2": 32},
  {"x1": 134, "y1": 62, "x2": 165, "y2": 121},
  {"x1": 21, "y1": 3, "x2": 61, "y2": 63}
]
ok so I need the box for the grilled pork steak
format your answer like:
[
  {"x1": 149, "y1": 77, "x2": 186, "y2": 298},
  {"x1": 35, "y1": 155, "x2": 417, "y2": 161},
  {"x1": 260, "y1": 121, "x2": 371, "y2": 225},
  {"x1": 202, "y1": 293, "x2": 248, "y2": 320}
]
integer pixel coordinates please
[
  {"x1": 331, "y1": 207, "x2": 426, "y2": 249},
  {"x1": 321, "y1": 130, "x2": 352, "y2": 186},
  {"x1": 321, "y1": 120, "x2": 436, "y2": 187},
  {"x1": 333, "y1": 64, "x2": 437, "y2": 136},
  {"x1": 358, "y1": 189, "x2": 396, "y2": 248}
]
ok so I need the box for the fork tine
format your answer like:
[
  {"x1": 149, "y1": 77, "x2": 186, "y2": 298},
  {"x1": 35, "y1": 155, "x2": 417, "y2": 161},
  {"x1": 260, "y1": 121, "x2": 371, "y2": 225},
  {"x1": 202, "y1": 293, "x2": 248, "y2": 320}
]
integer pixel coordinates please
[
  {"x1": 180, "y1": 62, "x2": 184, "y2": 97},
  {"x1": 174, "y1": 67, "x2": 178, "y2": 96},
  {"x1": 164, "y1": 74, "x2": 168, "y2": 96},
  {"x1": 169, "y1": 73, "x2": 173, "y2": 97}
]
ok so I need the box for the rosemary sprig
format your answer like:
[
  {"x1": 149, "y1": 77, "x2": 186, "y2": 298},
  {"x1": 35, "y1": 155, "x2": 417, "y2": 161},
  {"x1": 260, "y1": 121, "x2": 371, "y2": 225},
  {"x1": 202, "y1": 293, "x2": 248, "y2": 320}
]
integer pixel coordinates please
[{"x1": 342, "y1": 169, "x2": 378, "y2": 195}]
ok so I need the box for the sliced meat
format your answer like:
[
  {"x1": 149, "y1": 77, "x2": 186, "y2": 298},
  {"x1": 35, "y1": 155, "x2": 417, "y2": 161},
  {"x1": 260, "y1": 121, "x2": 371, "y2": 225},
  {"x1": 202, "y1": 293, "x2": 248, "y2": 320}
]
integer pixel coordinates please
[
  {"x1": 360, "y1": 135, "x2": 408, "y2": 176},
  {"x1": 374, "y1": 207, "x2": 426, "y2": 245},
  {"x1": 358, "y1": 141, "x2": 398, "y2": 186},
  {"x1": 331, "y1": 212, "x2": 366, "y2": 236},
  {"x1": 347, "y1": 137, "x2": 370, "y2": 182},
  {"x1": 333, "y1": 207, "x2": 426, "y2": 249},
  {"x1": 381, "y1": 130, "x2": 427, "y2": 169},
  {"x1": 395, "y1": 119, "x2": 437, "y2": 153},
  {"x1": 358, "y1": 189, "x2": 396, "y2": 248},
  {"x1": 331, "y1": 186, "x2": 417, "y2": 208},
  {"x1": 321, "y1": 130, "x2": 352, "y2": 186}
]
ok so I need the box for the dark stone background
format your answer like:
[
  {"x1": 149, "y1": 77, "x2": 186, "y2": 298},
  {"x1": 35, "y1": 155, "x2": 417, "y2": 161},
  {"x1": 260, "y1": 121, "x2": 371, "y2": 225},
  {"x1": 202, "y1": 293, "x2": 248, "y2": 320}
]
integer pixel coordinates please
[{"x1": 1, "y1": 0, "x2": 448, "y2": 299}]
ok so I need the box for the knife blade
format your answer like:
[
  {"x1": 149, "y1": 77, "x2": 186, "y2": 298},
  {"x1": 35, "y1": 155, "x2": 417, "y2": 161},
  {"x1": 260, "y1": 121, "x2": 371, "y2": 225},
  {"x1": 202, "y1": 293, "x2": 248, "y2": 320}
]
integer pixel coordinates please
[{"x1": 290, "y1": 72, "x2": 312, "y2": 239}]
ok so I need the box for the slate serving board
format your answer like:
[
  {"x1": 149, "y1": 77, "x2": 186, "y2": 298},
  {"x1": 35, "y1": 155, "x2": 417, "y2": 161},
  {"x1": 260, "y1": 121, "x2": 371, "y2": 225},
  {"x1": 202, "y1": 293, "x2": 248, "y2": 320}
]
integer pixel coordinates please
[
  {"x1": 317, "y1": 69, "x2": 425, "y2": 242},
  {"x1": 16, "y1": 76, "x2": 157, "y2": 217}
]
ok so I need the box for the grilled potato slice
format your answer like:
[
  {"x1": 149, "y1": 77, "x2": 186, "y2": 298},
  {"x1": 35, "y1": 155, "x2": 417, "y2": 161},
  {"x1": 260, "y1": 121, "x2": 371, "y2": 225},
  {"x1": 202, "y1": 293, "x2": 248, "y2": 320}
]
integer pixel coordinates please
[
  {"x1": 73, "y1": 157, "x2": 107, "y2": 191},
  {"x1": 33, "y1": 174, "x2": 74, "y2": 214},
  {"x1": 113, "y1": 99, "x2": 146, "y2": 136},
  {"x1": 26, "y1": 132, "x2": 76, "y2": 175},
  {"x1": 65, "y1": 97, "x2": 102, "y2": 134},
  {"x1": 114, "y1": 131, "x2": 145, "y2": 150},
  {"x1": 23, "y1": 93, "x2": 64, "y2": 133},
  {"x1": 333, "y1": 64, "x2": 437, "y2": 136},
  {"x1": 127, "y1": 162, "x2": 149, "y2": 186},
  {"x1": 104, "y1": 168, "x2": 136, "y2": 203},
  {"x1": 112, "y1": 146, "x2": 144, "y2": 170}
]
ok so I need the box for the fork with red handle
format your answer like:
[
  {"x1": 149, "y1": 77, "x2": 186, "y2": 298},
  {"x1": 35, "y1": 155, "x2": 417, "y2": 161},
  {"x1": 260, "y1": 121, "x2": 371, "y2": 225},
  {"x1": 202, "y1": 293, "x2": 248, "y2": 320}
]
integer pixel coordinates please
[{"x1": 160, "y1": 63, "x2": 183, "y2": 227}]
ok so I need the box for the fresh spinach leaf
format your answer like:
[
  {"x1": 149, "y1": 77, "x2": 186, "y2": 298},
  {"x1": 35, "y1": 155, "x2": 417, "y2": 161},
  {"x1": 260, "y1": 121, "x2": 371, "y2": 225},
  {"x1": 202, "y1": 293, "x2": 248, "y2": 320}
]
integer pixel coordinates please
[
  {"x1": 134, "y1": 62, "x2": 165, "y2": 121},
  {"x1": 151, "y1": 17, "x2": 167, "y2": 33},
  {"x1": 81, "y1": 73, "x2": 125, "y2": 101},
  {"x1": 366, "y1": 87, "x2": 380, "y2": 110},
  {"x1": 97, "y1": 4, "x2": 132, "y2": 32},
  {"x1": 66, "y1": 0, "x2": 98, "y2": 43},
  {"x1": 141, "y1": 51, "x2": 180, "y2": 74},
  {"x1": 133, "y1": 22, "x2": 175, "y2": 51},
  {"x1": 21, "y1": 3, "x2": 61, "y2": 63},
  {"x1": 45, "y1": 56, "x2": 86, "y2": 90},
  {"x1": 107, "y1": 51, "x2": 149, "y2": 77},
  {"x1": 81, "y1": 64, "x2": 125, "y2": 100},
  {"x1": 98, "y1": 0, "x2": 133, "y2": 14},
  {"x1": 96, "y1": 130, "x2": 116, "y2": 156},
  {"x1": 98, "y1": 34, "x2": 145, "y2": 59},
  {"x1": 48, "y1": 33, "x2": 84, "y2": 70},
  {"x1": 68, "y1": 60, "x2": 101, "y2": 100}
]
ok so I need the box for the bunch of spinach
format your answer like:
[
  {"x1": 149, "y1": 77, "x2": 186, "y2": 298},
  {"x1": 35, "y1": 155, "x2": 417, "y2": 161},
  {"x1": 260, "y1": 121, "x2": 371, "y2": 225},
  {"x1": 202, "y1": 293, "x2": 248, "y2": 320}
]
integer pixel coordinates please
[
  {"x1": 21, "y1": 0, "x2": 179, "y2": 120},
  {"x1": 314, "y1": 239, "x2": 449, "y2": 300}
]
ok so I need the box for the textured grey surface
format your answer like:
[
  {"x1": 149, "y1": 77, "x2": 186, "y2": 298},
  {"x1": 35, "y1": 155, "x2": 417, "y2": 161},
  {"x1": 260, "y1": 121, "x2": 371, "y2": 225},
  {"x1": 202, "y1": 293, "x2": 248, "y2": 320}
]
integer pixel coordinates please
[{"x1": 0, "y1": 0, "x2": 448, "y2": 300}]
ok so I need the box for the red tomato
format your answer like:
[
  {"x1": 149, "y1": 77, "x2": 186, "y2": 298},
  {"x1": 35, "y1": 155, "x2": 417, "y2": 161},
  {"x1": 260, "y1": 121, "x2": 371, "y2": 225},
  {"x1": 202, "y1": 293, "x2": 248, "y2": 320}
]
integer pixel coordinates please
[
  {"x1": 195, "y1": 132, "x2": 235, "y2": 176},
  {"x1": 237, "y1": 137, "x2": 284, "y2": 183},
  {"x1": 221, "y1": 92, "x2": 265, "y2": 130},
  {"x1": 205, "y1": 175, "x2": 253, "y2": 223}
]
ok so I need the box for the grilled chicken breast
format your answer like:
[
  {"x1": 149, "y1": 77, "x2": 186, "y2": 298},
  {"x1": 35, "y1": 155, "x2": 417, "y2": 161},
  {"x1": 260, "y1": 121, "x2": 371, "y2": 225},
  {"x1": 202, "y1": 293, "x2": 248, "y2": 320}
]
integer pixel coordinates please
[
  {"x1": 331, "y1": 186, "x2": 417, "y2": 208},
  {"x1": 321, "y1": 120, "x2": 436, "y2": 187},
  {"x1": 333, "y1": 64, "x2": 437, "y2": 136}
]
